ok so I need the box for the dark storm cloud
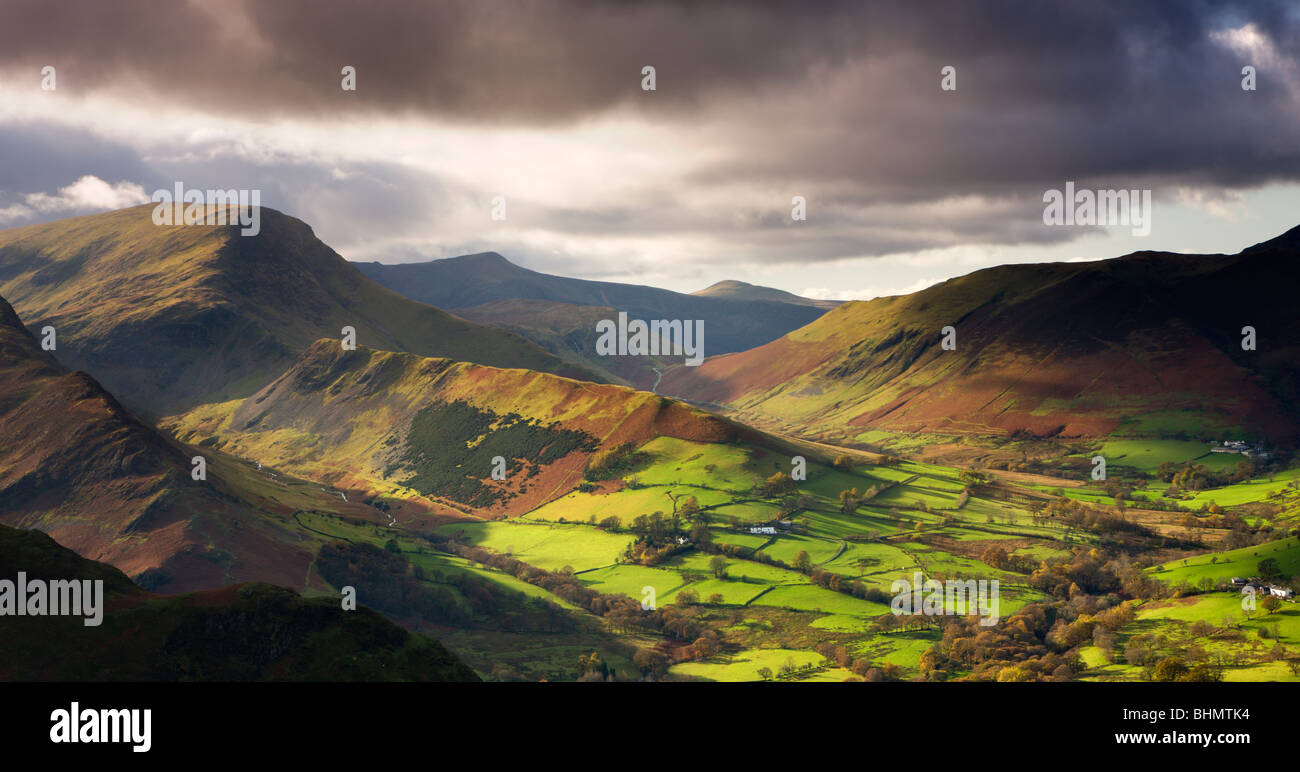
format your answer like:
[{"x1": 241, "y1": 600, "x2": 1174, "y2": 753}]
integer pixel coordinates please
[
  {"x1": 3, "y1": 1, "x2": 1296, "y2": 191},
  {"x1": 1, "y1": 0, "x2": 1297, "y2": 267},
  {"x1": 0, "y1": 0, "x2": 875, "y2": 120}
]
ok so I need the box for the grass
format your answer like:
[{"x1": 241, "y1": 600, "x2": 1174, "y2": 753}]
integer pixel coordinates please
[
  {"x1": 1150, "y1": 537, "x2": 1300, "y2": 585},
  {"x1": 435, "y1": 521, "x2": 632, "y2": 572},
  {"x1": 1093, "y1": 439, "x2": 1216, "y2": 471},
  {"x1": 669, "y1": 648, "x2": 827, "y2": 681},
  {"x1": 577, "y1": 564, "x2": 685, "y2": 599},
  {"x1": 750, "y1": 584, "x2": 891, "y2": 616}
]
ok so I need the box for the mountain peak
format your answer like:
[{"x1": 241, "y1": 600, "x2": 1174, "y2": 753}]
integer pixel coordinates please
[
  {"x1": 697, "y1": 280, "x2": 753, "y2": 292},
  {"x1": 448, "y1": 251, "x2": 513, "y2": 265},
  {"x1": 0, "y1": 206, "x2": 591, "y2": 414},
  {"x1": 692, "y1": 279, "x2": 840, "y2": 309}
]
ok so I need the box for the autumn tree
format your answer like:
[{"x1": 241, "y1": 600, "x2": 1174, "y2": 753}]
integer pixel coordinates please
[{"x1": 793, "y1": 549, "x2": 812, "y2": 572}]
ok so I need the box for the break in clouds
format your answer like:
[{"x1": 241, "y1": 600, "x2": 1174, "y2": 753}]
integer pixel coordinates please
[{"x1": 0, "y1": 0, "x2": 1298, "y2": 288}]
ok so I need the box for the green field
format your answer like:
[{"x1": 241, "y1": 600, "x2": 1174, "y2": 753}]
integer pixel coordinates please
[
  {"x1": 436, "y1": 521, "x2": 632, "y2": 572},
  {"x1": 1151, "y1": 537, "x2": 1300, "y2": 585},
  {"x1": 669, "y1": 648, "x2": 828, "y2": 681}
]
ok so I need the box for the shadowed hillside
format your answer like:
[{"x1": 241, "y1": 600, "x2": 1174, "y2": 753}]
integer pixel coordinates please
[
  {"x1": 0, "y1": 524, "x2": 478, "y2": 681},
  {"x1": 0, "y1": 293, "x2": 392, "y2": 593}
]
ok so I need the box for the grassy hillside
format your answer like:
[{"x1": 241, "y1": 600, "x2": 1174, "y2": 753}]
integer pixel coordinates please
[
  {"x1": 663, "y1": 230, "x2": 1300, "y2": 446},
  {"x1": 0, "y1": 206, "x2": 594, "y2": 416}
]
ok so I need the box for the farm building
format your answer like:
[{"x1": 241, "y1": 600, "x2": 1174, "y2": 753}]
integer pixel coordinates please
[{"x1": 1210, "y1": 440, "x2": 1270, "y2": 459}]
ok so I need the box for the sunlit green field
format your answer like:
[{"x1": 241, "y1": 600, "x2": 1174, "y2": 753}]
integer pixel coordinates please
[
  {"x1": 669, "y1": 647, "x2": 828, "y2": 681},
  {"x1": 1151, "y1": 537, "x2": 1300, "y2": 585},
  {"x1": 435, "y1": 520, "x2": 632, "y2": 572}
]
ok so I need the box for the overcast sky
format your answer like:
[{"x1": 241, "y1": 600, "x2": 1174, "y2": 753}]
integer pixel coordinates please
[{"x1": 1, "y1": 0, "x2": 1298, "y2": 298}]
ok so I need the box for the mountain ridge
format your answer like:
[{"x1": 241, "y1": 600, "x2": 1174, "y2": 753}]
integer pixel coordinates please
[
  {"x1": 352, "y1": 251, "x2": 831, "y2": 360},
  {"x1": 0, "y1": 206, "x2": 596, "y2": 417},
  {"x1": 661, "y1": 230, "x2": 1300, "y2": 445}
]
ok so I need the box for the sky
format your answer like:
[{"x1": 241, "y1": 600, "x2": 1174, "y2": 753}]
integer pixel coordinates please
[{"x1": 0, "y1": 0, "x2": 1298, "y2": 300}]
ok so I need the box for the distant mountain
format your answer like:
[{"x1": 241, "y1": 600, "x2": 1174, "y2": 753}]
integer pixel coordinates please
[
  {"x1": 0, "y1": 207, "x2": 594, "y2": 417},
  {"x1": 0, "y1": 292, "x2": 389, "y2": 593},
  {"x1": 453, "y1": 298, "x2": 679, "y2": 389},
  {"x1": 164, "y1": 338, "x2": 745, "y2": 518},
  {"x1": 693, "y1": 279, "x2": 841, "y2": 310},
  {"x1": 0, "y1": 524, "x2": 477, "y2": 681},
  {"x1": 353, "y1": 252, "x2": 830, "y2": 361},
  {"x1": 662, "y1": 227, "x2": 1300, "y2": 445}
]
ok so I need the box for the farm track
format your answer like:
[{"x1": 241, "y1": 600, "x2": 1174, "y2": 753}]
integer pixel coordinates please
[{"x1": 819, "y1": 540, "x2": 847, "y2": 566}]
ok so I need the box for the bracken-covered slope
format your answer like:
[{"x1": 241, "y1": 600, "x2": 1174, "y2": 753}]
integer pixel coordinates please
[
  {"x1": 0, "y1": 524, "x2": 478, "y2": 681},
  {"x1": 0, "y1": 293, "x2": 382, "y2": 593},
  {"x1": 662, "y1": 227, "x2": 1300, "y2": 445},
  {"x1": 164, "y1": 339, "x2": 753, "y2": 518},
  {"x1": 353, "y1": 251, "x2": 830, "y2": 358},
  {"x1": 0, "y1": 205, "x2": 595, "y2": 417}
]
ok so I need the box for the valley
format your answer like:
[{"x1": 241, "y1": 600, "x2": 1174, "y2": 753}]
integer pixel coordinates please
[{"x1": 2, "y1": 208, "x2": 1298, "y2": 683}]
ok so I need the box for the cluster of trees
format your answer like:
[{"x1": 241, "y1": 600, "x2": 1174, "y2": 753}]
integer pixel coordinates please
[
  {"x1": 589, "y1": 510, "x2": 697, "y2": 565},
  {"x1": 1121, "y1": 632, "x2": 1230, "y2": 681},
  {"x1": 395, "y1": 400, "x2": 595, "y2": 507},
  {"x1": 1150, "y1": 656, "x2": 1223, "y2": 682},
  {"x1": 576, "y1": 651, "x2": 612, "y2": 681},
  {"x1": 1155, "y1": 458, "x2": 1257, "y2": 492},
  {"x1": 873, "y1": 612, "x2": 943, "y2": 634},
  {"x1": 758, "y1": 471, "x2": 797, "y2": 497},
  {"x1": 583, "y1": 443, "x2": 649, "y2": 481},
  {"x1": 984, "y1": 457, "x2": 1054, "y2": 475},
  {"x1": 809, "y1": 642, "x2": 903, "y2": 681},
  {"x1": 1030, "y1": 496, "x2": 1151, "y2": 537},
  {"x1": 627, "y1": 512, "x2": 701, "y2": 565},
  {"x1": 1027, "y1": 548, "x2": 1162, "y2": 600},
  {"x1": 1176, "y1": 507, "x2": 1244, "y2": 530},
  {"x1": 958, "y1": 470, "x2": 993, "y2": 493},
  {"x1": 980, "y1": 544, "x2": 1039, "y2": 574},
  {"x1": 839, "y1": 485, "x2": 883, "y2": 513},
  {"x1": 917, "y1": 606, "x2": 1086, "y2": 682}
]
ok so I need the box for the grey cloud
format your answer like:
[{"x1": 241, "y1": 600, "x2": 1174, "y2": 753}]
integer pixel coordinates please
[
  {"x1": 1, "y1": 0, "x2": 1297, "y2": 266},
  {"x1": 0, "y1": 124, "x2": 154, "y2": 206}
]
